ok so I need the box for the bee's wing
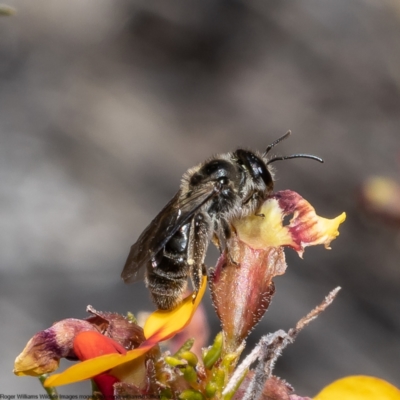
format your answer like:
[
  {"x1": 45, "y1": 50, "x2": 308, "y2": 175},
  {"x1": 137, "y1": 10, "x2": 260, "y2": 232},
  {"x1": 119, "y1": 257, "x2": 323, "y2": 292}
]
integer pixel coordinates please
[{"x1": 121, "y1": 183, "x2": 219, "y2": 283}]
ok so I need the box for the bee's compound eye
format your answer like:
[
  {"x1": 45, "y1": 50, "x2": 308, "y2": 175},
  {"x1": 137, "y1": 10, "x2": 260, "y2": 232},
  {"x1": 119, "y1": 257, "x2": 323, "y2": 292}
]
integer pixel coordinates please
[{"x1": 235, "y1": 149, "x2": 273, "y2": 189}]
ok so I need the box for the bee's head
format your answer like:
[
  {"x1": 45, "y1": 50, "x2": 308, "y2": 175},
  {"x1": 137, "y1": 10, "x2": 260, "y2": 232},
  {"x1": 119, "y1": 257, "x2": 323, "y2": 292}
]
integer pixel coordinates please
[
  {"x1": 234, "y1": 131, "x2": 323, "y2": 197},
  {"x1": 234, "y1": 149, "x2": 274, "y2": 192}
]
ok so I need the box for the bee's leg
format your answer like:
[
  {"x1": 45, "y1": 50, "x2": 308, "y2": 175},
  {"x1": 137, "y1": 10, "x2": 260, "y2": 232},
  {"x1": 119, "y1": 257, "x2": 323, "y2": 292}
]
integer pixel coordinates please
[
  {"x1": 215, "y1": 219, "x2": 240, "y2": 266},
  {"x1": 187, "y1": 212, "x2": 212, "y2": 302},
  {"x1": 213, "y1": 218, "x2": 231, "y2": 252},
  {"x1": 242, "y1": 189, "x2": 263, "y2": 207}
]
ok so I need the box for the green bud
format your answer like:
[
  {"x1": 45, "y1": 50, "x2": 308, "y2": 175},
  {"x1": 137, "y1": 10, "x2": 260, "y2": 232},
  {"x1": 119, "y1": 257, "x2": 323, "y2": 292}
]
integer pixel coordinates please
[
  {"x1": 173, "y1": 338, "x2": 194, "y2": 357},
  {"x1": 165, "y1": 356, "x2": 187, "y2": 368},
  {"x1": 212, "y1": 368, "x2": 225, "y2": 392},
  {"x1": 205, "y1": 382, "x2": 217, "y2": 398},
  {"x1": 180, "y1": 351, "x2": 198, "y2": 367},
  {"x1": 221, "y1": 352, "x2": 238, "y2": 372},
  {"x1": 160, "y1": 388, "x2": 173, "y2": 400},
  {"x1": 179, "y1": 389, "x2": 205, "y2": 400},
  {"x1": 203, "y1": 332, "x2": 223, "y2": 369},
  {"x1": 183, "y1": 365, "x2": 197, "y2": 383}
]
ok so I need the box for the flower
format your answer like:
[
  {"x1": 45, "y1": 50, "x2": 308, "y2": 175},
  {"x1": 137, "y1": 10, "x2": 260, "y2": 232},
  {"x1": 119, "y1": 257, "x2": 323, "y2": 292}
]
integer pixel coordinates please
[
  {"x1": 43, "y1": 275, "x2": 207, "y2": 388},
  {"x1": 14, "y1": 307, "x2": 146, "y2": 378},
  {"x1": 73, "y1": 331, "x2": 128, "y2": 398},
  {"x1": 211, "y1": 190, "x2": 346, "y2": 352},
  {"x1": 13, "y1": 276, "x2": 206, "y2": 399},
  {"x1": 360, "y1": 176, "x2": 400, "y2": 226},
  {"x1": 14, "y1": 319, "x2": 98, "y2": 377},
  {"x1": 314, "y1": 375, "x2": 400, "y2": 400},
  {"x1": 233, "y1": 190, "x2": 345, "y2": 255}
]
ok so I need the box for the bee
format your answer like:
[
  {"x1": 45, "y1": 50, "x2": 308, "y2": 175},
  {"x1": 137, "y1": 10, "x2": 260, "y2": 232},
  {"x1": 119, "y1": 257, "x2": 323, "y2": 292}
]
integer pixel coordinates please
[{"x1": 121, "y1": 131, "x2": 322, "y2": 310}]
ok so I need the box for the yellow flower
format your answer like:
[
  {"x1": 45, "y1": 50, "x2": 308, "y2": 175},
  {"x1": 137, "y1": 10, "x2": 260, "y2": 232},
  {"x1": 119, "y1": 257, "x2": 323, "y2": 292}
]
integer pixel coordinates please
[
  {"x1": 360, "y1": 176, "x2": 400, "y2": 225},
  {"x1": 314, "y1": 375, "x2": 400, "y2": 400},
  {"x1": 234, "y1": 190, "x2": 346, "y2": 256}
]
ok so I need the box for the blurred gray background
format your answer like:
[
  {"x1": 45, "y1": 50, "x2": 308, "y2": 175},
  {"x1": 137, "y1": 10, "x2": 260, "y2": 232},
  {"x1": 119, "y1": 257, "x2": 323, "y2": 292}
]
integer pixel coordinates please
[{"x1": 1, "y1": 0, "x2": 400, "y2": 396}]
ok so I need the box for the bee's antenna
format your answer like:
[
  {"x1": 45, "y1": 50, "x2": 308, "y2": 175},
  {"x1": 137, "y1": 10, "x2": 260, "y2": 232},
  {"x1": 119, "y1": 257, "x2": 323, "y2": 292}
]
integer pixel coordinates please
[
  {"x1": 263, "y1": 130, "x2": 323, "y2": 164},
  {"x1": 267, "y1": 154, "x2": 324, "y2": 164},
  {"x1": 263, "y1": 130, "x2": 291, "y2": 156}
]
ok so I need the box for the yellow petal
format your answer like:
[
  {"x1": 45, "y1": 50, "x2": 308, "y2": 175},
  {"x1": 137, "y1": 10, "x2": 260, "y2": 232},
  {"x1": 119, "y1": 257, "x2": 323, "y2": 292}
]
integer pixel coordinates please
[
  {"x1": 234, "y1": 197, "x2": 293, "y2": 248},
  {"x1": 44, "y1": 276, "x2": 207, "y2": 387},
  {"x1": 234, "y1": 190, "x2": 346, "y2": 256},
  {"x1": 314, "y1": 376, "x2": 400, "y2": 400},
  {"x1": 144, "y1": 275, "x2": 207, "y2": 340},
  {"x1": 44, "y1": 343, "x2": 154, "y2": 387}
]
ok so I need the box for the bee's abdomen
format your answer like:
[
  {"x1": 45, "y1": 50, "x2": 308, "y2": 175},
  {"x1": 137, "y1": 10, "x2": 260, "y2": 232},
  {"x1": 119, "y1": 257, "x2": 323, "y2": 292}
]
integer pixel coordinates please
[{"x1": 146, "y1": 258, "x2": 189, "y2": 310}]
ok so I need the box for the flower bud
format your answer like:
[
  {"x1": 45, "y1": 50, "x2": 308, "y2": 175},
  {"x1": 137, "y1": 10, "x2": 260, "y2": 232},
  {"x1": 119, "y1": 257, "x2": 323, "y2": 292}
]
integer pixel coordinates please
[
  {"x1": 179, "y1": 389, "x2": 205, "y2": 400},
  {"x1": 182, "y1": 365, "x2": 197, "y2": 384},
  {"x1": 202, "y1": 332, "x2": 223, "y2": 370},
  {"x1": 179, "y1": 351, "x2": 198, "y2": 368},
  {"x1": 14, "y1": 319, "x2": 96, "y2": 376}
]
